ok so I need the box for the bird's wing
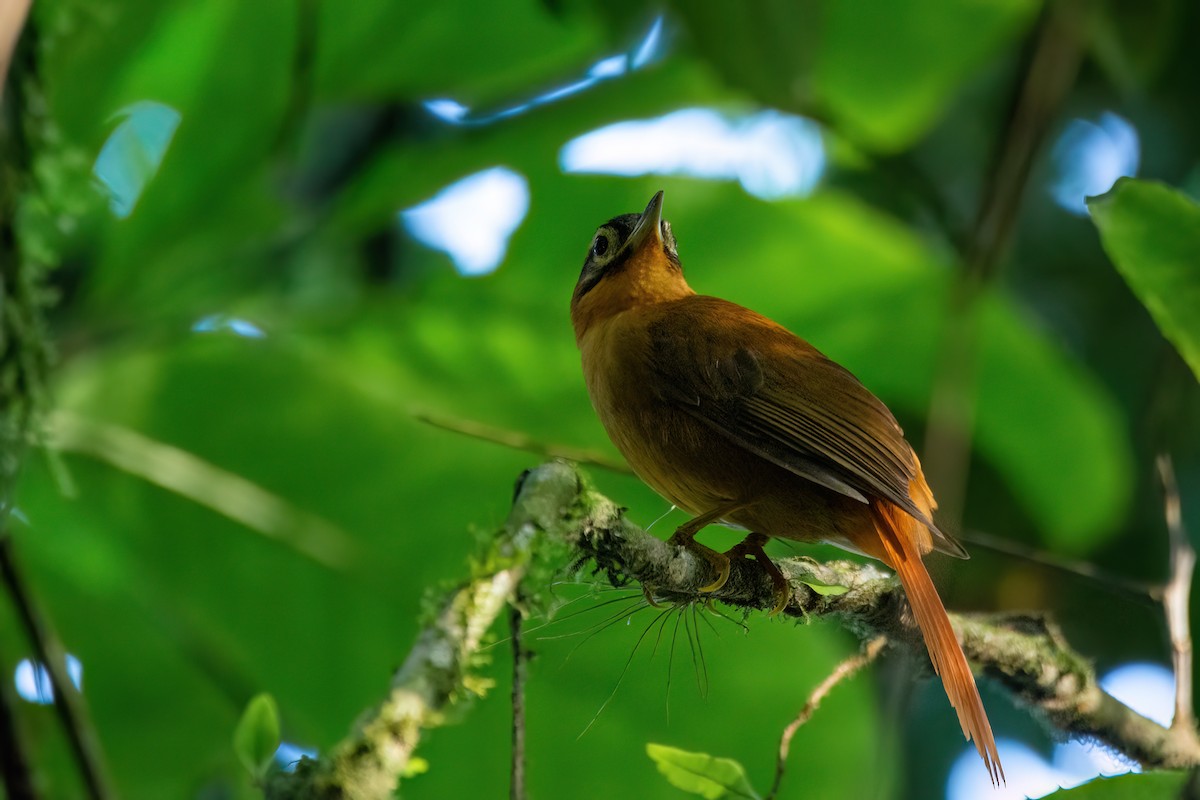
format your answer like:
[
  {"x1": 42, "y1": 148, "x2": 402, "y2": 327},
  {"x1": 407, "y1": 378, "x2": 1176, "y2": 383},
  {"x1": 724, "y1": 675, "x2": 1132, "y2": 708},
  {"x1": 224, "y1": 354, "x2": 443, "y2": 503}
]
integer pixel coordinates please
[{"x1": 646, "y1": 296, "x2": 962, "y2": 554}]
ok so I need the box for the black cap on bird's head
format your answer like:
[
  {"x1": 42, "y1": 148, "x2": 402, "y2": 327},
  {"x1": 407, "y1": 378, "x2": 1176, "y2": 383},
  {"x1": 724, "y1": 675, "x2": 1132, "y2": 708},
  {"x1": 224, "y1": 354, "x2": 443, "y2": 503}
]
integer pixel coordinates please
[{"x1": 572, "y1": 191, "x2": 680, "y2": 303}]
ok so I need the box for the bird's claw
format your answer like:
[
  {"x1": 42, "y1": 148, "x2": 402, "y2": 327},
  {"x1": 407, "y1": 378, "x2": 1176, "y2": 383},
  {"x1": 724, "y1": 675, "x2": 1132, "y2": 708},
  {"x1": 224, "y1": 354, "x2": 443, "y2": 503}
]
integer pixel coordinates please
[
  {"x1": 697, "y1": 555, "x2": 731, "y2": 594},
  {"x1": 726, "y1": 534, "x2": 791, "y2": 615},
  {"x1": 667, "y1": 529, "x2": 732, "y2": 595}
]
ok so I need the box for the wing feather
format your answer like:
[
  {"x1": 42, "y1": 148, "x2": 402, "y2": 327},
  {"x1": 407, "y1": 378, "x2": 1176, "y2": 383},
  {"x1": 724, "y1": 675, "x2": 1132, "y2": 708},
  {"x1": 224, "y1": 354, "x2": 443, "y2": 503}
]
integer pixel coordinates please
[{"x1": 647, "y1": 296, "x2": 952, "y2": 543}]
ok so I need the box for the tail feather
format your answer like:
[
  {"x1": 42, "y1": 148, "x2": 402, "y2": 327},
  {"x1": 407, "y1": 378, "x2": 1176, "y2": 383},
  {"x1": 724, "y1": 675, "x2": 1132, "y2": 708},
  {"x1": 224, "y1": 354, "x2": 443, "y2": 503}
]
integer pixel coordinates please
[{"x1": 872, "y1": 499, "x2": 1005, "y2": 786}]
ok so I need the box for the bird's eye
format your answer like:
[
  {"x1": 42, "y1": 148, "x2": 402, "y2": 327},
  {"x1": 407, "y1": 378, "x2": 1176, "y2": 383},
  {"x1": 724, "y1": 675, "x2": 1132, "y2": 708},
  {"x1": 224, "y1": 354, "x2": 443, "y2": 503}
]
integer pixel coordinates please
[{"x1": 592, "y1": 234, "x2": 610, "y2": 257}]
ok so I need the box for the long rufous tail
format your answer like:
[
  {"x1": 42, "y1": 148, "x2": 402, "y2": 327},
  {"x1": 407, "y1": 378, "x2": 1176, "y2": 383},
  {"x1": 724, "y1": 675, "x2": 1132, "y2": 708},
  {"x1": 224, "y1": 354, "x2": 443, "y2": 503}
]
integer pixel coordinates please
[{"x1": 872, "y1": 499, "x2": 1005, "y2": 786}]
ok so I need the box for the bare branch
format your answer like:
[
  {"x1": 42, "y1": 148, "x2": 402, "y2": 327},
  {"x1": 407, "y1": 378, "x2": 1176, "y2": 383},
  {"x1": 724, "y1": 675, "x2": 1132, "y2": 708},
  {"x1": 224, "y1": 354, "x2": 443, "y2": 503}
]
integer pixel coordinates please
[
  {"x1": 0, "y1": 536, "x2": 114, "y2": 800},
  {"x1": 1158, "y1": 454, "x2": 1198, "y2": 738},
  {"x1": 414, "y1": 410, "x2": 632, "y2": 475},
  {"x1": 0, "y1": 0, "x2": 29, "y2": 95},
  {"x1": 44, "y1": 412, "x2": 357, "y2": 569},
  {"x1": 265, "y1": 464, "x2": 583, "y2": 799},
  {"x1": 268, "y1": 461, "x2": 1200, "y2": 799},
  {"x1": 959, "y1": 527, "x2": 1159, "y2": 602},
  {"x1": 0, "y1": 642, "x2": 38, "y2": 800},
  {"x1": 767, "y1": 636, "x2": 887, "y2": 800},
  {"x1": 924, "y1": 0, "x2": 1087, "y2": 527},
  {"x1": 553, "y1": 461, "x2": 1200, "y2": 770},
  {"x1": 510, "y1": 604, "x2": 527, "y2": 800}
]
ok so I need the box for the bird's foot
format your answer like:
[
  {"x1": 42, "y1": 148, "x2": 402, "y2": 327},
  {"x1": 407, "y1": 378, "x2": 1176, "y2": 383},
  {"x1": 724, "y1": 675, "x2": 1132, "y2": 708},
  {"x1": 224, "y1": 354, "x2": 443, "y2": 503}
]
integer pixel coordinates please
[
  {"x1": 667, "y1": 529, "x2": 731, "y2": 594},
  {"x1": 726, "y1": 533, "x2": 791, "y2": 615}
]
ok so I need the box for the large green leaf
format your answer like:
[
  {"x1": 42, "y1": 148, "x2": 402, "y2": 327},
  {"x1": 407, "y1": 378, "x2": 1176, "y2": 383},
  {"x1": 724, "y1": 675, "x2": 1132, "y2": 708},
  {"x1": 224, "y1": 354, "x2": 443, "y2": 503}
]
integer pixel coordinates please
[
  {"x1": 1041, "y1": 772, "x2": 1188, "y2": 798},
  {"x1": 315, "y1": 0, "x2": 602, "y2": 104},
  {"x1": 1088, "y1": 178, "x2": 1200, "y2": 381},
  {"x1": 667, "y1": 0, "x2": 1039, "y2": 150},
  {"x1": 815, "y1": 0, "x2": 1038, "y2": 149}
]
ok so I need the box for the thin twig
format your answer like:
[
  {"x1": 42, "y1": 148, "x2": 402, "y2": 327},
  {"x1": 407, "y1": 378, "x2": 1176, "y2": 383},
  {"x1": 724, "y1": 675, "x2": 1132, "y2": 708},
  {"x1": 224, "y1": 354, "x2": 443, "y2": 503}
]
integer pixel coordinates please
[
  {"x1": 510, "y1": 603, "x2": 527, "y2": 800},
  {"x1": 266, "y1": 461, "x2": 1200, "y2": 798},
  {"x1": 958, "y1": 527, "x2": 1159, "y2": 602},
  {"x1": 0, "y1": 535, "x2": 113, "y2": 800},
  {"x1": 0, "y1": 644, "x2": 38, "y2": 800},
  {"x1": 414, "y1": 410, "x2": 633, "y2": 474},
  {"x1": 923, "y1": 0, "x2": 1086, "y2": 527},
  {"x1": 264, "y1": 463, "x2": 582, "y2": 799},
  {"x1": 44, "y1": 411, "x2": 356, "y2": 569},
  {"x1": 1158, "y1": 455, "x2": 1197, "y2": 735},
  {"x1": 0, "y1": 0, "x2": 30, "y2": 95},
  {"x1": 548, "y1": 460, "x2": 1200, "y2": 769},
  {"x1": 767, "y1": 636, "x2": 887, "y2": 800},
  {"x1": 272, "y1": 0, "x2": 318, "y2": 156},
  {"x1": 963, "y1": 0, "x2": 1086, "y2": 282}
]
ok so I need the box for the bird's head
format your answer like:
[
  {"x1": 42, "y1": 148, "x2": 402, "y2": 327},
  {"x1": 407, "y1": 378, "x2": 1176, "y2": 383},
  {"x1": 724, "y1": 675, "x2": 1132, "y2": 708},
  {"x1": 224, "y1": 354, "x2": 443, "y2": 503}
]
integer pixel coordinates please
[{"x1": 570, "y1": 191, "x2": 693, "y2": 343}]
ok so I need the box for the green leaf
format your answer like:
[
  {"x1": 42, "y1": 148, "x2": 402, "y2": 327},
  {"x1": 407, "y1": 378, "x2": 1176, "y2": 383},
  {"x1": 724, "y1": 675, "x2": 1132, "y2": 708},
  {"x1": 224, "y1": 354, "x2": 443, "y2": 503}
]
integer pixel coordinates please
[
  {"x1": 1087, "y1": 178, "x2": 1200, "y2": 381},
  {"x1": 668, "y1": 0, "x2": 1038, "y2": 150},
  {"x1": 234, "y1": 693, "x2": 281, "y2": 779},
  {"x1": 973, "y1": 290, "x2": 1132, "y2": 551},
  {"x1": 1040, "y1": 771, "x2": 1188, "y2": 798},
  {"x1": 646, "y1": 743, "x2": 761, "y2": 800},
  {"x1": 316, "y1": 0, "x2": 601, "y2": 104},
  {"x1": 798, "y1": 579, "x2": 849, "y2": 597},
  {"x1": 816, "y1": 0, "x2": 1039, "y2": 149}
]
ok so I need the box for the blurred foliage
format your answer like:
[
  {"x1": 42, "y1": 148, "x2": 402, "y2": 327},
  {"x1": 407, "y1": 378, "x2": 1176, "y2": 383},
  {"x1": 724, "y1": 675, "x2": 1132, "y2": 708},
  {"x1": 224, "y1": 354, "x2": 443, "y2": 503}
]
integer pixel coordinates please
[
  {"x1": 0, "y1": 0, "x2": 1197, "y2": 799},
  {"x1": 1089, "y1": 178, "x2": 1200, "y2": 381}
]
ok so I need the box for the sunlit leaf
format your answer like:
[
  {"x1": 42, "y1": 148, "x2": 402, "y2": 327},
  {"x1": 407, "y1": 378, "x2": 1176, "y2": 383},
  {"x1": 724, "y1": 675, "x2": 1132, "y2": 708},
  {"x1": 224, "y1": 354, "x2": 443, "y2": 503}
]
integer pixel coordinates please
[
  {"x1": 646, "y1": 743, "x2": 761, "y2": 799},
  {"x1": 234, "y1": 693, "x2": 280, "y2": 779},
  {"x1": 798, "y1": 579, "x2": 849, "y2": 597},
  {"x1": 1088, "y1": 178, "x2": 1200, "y2": 381}
]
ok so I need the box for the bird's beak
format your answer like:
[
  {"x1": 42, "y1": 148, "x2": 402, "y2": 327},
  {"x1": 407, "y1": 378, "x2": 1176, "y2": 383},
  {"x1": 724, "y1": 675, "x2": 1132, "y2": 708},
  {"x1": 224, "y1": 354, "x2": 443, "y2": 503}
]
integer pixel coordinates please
[{"x1": 625, "y1": 190, "x2": 664, "y2": 256}]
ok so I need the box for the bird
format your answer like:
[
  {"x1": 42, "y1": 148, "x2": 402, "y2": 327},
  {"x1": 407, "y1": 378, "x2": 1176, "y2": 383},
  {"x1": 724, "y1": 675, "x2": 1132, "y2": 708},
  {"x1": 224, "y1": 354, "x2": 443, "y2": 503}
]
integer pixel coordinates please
[{"x1": 569, "y1": 190, "x2": 1003, "y2": 785}]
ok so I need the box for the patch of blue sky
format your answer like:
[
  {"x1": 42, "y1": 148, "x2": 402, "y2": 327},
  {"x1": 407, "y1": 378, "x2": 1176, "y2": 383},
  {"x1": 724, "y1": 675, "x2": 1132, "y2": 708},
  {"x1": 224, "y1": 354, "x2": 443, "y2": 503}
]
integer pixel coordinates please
[
  {"x1": 192, "y1": 314, "x2": 267, "y2": 338},
  {"x1": 422, "y1": 14, "x2": 666, "y2": 127},
  {"x1": 1051, "y1": 112, "x2": 1140, "y2": 216},
  {"x1": 560, "y1": 108, "x2": 825, "y2": 200},
  {"x1": 946, "y1": 662, "x2": 1173, "y2": 799},
  {"x1": 399, "y1": 167, "x2": 529, "y2": 277},
  {"x1": 93, "y1": 100, "x2": 181, "y2": 218},
  {"x1": 15, "y1": 653, "x2": 83, "y2": 704},
  {"x1": 275, "y1": 741, "x2": 318, "y2": 772}
]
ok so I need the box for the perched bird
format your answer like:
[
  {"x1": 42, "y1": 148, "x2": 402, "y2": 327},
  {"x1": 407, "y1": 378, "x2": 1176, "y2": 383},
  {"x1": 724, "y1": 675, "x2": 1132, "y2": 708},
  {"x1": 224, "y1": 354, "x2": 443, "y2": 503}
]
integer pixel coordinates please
[{"x1": 570, "y1": 191, "x2": 1003, "y2": 785}]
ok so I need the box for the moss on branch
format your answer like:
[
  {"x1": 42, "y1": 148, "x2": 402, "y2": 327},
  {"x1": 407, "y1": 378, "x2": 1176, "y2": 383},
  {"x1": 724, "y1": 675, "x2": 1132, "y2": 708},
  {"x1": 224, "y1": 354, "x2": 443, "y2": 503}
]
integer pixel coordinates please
[{"x1": 268, "y1": 460, "x2": 1200, "y2": 799}]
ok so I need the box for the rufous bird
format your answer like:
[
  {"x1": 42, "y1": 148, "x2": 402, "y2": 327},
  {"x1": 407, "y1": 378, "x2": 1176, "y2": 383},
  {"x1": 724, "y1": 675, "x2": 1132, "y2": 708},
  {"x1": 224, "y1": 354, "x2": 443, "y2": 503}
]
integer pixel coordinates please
[{"x1": 570, "y1": 190, "x2": 1003, "y2": 785}]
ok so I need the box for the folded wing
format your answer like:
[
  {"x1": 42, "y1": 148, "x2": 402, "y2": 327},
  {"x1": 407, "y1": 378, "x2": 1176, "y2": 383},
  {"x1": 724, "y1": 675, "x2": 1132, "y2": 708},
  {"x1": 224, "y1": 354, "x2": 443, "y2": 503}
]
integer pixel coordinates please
[{"x1": 646, "y1": 295, "x2": 965, "y2": 558}]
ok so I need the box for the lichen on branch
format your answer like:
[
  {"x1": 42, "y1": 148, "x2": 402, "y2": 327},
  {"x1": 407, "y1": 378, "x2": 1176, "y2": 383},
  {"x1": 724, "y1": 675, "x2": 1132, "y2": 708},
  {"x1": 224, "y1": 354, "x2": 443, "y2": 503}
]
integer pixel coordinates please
[{"x1": 268, "y1": 460, "x2": 1200, "y2": 799}]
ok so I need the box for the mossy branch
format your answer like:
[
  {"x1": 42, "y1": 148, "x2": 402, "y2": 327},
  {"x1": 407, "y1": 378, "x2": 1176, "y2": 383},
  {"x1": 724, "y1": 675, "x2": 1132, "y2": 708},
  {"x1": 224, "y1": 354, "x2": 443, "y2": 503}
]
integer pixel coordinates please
[
  {"x1": 268, "y1": 460, "x2": 1200, "y2": 799},
  {"x1": 263, "y1": 465, "x2": 582, "y2": 799}
]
